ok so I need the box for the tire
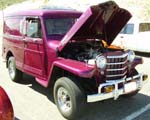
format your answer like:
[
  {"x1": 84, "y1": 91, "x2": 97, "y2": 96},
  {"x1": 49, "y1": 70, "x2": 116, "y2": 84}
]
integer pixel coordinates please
[
  {"x1": 8, "y1": 57, "x2": 23, "y2": 82},
  {"x1": 54, "y1": 77, "x2": 85, "y2": 120},
  {"x1": 123, "y1": 69, "x2": 139, "y2": 97}
]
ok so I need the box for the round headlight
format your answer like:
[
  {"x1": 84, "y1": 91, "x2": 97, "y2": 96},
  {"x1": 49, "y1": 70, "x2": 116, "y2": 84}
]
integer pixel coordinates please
[
  {"x1": 128, "y1": 50, "x2": 135, "y2": 62},
  {"x1": 96, "y1": 56, "x2": 107, "y2": 69}
]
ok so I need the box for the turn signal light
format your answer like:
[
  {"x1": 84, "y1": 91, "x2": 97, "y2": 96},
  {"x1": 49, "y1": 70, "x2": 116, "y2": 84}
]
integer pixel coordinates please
[
  {"x1": 104, "y1": 85, "x2": 114, "y2": 93},
  {"x1": 143, "y1": 74, "x2": 148, "y2": 81}
]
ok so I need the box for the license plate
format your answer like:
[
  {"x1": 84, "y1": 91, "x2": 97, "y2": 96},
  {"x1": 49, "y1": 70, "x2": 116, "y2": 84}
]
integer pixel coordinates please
[{"x1": 124, "y1": 82, "x2": 137, "y2": 93}]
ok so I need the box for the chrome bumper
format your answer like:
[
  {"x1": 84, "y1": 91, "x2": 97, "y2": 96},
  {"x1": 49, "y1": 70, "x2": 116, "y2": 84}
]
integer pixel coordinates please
[{"x1": 87, "y1": 74, "x2": 147, "y2": 103}]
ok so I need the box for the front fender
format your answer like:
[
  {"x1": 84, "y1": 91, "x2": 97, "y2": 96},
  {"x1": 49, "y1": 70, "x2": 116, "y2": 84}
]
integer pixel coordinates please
[
  {"x1": 131, "y1": 56, "x2": 143, "y2": 68},
  {"x1": 48, "y1": 59, "x2": 96, "y2": 80}
]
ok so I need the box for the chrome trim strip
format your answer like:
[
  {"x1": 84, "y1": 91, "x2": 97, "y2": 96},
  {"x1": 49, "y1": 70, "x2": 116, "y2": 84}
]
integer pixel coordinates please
[
  {"x1": 106, "y1": 76, "x2": 126, "y2": 82},
  {"x1": 107, "y1": 59, "x2": 128, "y2": 65},
  {"x1": 107, "y1": 53, "x2": 128, "y2": 59},
  {"x1": 106, "y1": 71, "x2": 127, "y2": 77},
  {"x1": 105, "y1": 53, "x2": 128, "y2": 80},
  {"x1": 107, "y1": 66, "x2": 127, "y2": 71}
]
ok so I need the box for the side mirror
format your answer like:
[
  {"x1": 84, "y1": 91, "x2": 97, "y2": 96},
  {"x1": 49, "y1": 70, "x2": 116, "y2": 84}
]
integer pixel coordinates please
[{"x1": 20, "y1": 19, "x2": 27, "y2": 36}]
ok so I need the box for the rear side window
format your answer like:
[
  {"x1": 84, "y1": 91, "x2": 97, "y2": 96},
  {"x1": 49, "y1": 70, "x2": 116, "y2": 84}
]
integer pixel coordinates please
[
  {"x1": 4, "y1": 17, "x2": 22, "y2": 36},
  {"x1": 139, "y1": 23, "x2": 150, "y2": 32},
  {"x1": 26, "y1": 18, "x2": 42, "y2": 38}
]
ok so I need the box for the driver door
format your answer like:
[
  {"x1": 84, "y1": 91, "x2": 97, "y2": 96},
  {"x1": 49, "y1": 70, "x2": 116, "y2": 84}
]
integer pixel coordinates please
[{"x1": 23, "y1": 17, "x2": 45, "y2": 76}]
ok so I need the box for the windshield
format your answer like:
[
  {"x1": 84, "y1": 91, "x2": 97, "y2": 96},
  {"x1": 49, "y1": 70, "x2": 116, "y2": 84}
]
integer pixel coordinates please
[
  {"x1": 45, "y1": 18, "x2": 77, "y2": 38},
  {"x1": 120, "y1": 23, "x2": 134, "y2": 34}
]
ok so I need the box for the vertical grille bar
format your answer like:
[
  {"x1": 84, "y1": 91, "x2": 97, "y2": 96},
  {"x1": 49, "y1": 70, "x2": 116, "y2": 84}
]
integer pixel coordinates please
[{"x1": 106, "y1": 53, "x2": 128, "y2": 80}]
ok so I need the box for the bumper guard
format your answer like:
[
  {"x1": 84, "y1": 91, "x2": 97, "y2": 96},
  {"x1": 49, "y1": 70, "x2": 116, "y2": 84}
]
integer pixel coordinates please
[{"x1": 87, "y1": 73, "x2": 147, "y2": 102}]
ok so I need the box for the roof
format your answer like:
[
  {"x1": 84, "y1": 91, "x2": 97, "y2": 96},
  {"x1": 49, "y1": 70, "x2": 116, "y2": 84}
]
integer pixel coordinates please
[{"x1": 5, "y1": 9, "x2": 82, "y2": 17}]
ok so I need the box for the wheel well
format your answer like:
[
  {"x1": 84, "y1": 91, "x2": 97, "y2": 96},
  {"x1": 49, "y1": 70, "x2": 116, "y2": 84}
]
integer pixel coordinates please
[
  {"x1": 50, "y1": 66, "x2": 72, "y2": 86},
  {"x1": 50, "y1": 66, "x2": 97, "y2": 95},
  {"x1": 6, "y1": 51, "x2": 13, "y2": 68}
]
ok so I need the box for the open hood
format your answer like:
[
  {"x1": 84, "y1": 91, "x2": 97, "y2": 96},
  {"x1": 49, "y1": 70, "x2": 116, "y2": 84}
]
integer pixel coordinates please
[{"x1": 58, "y1": 1, "x2": 132, "y2": 51}]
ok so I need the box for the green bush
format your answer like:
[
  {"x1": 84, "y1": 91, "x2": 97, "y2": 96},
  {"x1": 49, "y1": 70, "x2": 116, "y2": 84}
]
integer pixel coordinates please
[{"x1": 0, "y1": 0, "x2": 24, "y2": 10}]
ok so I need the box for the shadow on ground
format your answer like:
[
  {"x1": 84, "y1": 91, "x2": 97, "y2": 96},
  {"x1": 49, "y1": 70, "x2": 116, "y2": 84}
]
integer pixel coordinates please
[
  {"x1": 80, "y1": 94, "x2": 150, "y2": 120},
  {"x1": 18, "y1": 74, "x2": 54, "y2": 103}
]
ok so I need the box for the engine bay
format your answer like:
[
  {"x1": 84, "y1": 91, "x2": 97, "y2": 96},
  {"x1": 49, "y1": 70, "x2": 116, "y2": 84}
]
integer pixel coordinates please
[{"x1": 59, "y1": 39, "x2": 120, "y2": 64}]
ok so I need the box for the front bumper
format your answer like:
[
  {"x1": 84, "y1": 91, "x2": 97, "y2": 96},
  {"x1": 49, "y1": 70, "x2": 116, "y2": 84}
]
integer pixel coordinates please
[{"x1": 87, "y1": 74, "x2": 147, "y2": 102}]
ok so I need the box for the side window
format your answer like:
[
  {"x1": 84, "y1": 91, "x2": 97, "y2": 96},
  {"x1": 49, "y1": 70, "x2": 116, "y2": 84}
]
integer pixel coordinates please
[
  {"x1": 4, "y1": 17, "x2": 22, "y2": 36},
  {"x1": 139, "y1": 23, "x2": 150, "y2": 32},
  {"x1": 26, "y1": 18, "x2": 42, "y2": 38},
  {"x1": 120, "y1": 23, "x2": 134, "y2": 34}
]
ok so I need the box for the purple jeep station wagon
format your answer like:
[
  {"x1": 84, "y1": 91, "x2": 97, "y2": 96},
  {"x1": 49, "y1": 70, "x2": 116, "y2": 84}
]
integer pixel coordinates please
[{"x1": 2, "y1": 1, "x2": 148, "y2": 119}]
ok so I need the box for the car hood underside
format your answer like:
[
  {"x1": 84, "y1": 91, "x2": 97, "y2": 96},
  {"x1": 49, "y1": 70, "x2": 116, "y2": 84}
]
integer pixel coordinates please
[{"x1": 58, "y1": 1, "x2": 132, "y2": 51}]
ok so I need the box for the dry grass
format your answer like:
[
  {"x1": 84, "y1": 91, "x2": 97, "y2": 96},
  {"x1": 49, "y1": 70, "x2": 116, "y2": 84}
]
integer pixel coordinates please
[{"x1": 0, "y1": 0, "x2": 24, "y2": 10}]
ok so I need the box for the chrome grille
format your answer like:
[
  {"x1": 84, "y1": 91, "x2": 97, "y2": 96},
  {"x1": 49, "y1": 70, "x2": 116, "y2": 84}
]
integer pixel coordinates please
[{"x1": 106, "y1": 53, "x2": 128, "y2": 80}]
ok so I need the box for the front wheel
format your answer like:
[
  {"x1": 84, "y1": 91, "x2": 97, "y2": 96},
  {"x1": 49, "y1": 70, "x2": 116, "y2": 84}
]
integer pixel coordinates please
[
  {"x1": 54, "y1": 77, "x2": 85, "y2": 120},
  {"x1": 8, "y1": 57, "x2": 23, "y2": 82}
]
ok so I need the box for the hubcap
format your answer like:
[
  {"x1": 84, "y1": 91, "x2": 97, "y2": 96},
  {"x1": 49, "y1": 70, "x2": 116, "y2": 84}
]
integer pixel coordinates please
[
  {"x1": 57, "y1": 87, "x2": 72, "y2": 113},
  {"x1": 9, "y1": 61, "x2": 15, "y2": 79}
]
